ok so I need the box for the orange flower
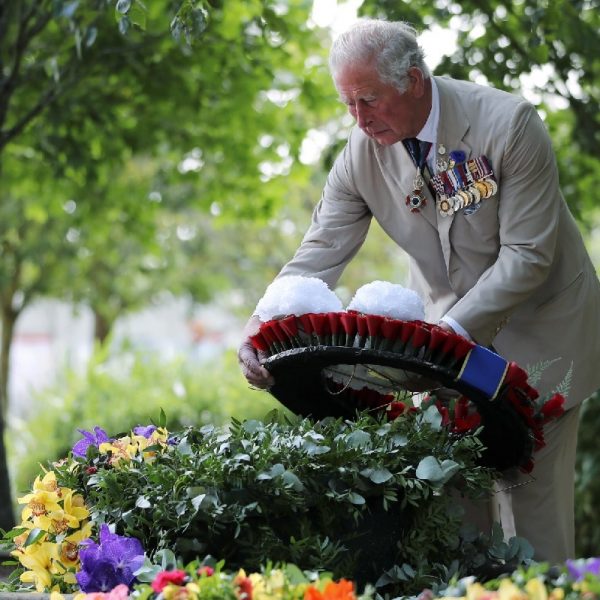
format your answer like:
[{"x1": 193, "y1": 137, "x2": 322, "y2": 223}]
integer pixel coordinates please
[
  {"x1": 323, "y1": 580, "x2": 356, "y2": 600},
  {"x1": 304, "y1": 580, "x2": 356, "y2": 600}
]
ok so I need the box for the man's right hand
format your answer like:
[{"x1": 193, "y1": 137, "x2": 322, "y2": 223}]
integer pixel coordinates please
[{"x1": 237, "y1": 315, "x2": 275, "y2": 389}]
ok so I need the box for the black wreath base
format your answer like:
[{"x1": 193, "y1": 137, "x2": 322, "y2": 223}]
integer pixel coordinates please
[{"x1": 264, "y1": 346, "x2": 532, "y2": 472}]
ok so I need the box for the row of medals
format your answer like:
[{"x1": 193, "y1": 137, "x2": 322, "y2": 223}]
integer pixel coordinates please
[{"x1": 408, "y1": 145, "x2": 498, "y2": 216}]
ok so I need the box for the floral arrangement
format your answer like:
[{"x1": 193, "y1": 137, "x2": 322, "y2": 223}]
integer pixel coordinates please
[
  {"x1": 5, "y1": 423, "x2": 170, "y2": 592},
  {"x1": 2, "y1": 409, "x2": 526, "y2": 598},
  {"x1": 131, "y1": 555, "x2": 373, "y2": 600}
]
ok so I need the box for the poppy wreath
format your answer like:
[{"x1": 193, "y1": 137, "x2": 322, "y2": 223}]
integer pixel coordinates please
[{"x1": 250, "y1": 311, "x2": 565, "y2": 474}]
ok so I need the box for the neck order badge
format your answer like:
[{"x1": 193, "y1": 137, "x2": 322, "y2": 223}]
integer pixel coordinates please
[{"x1": 403, "y1": 138, "x2": 431, "y2": 214}]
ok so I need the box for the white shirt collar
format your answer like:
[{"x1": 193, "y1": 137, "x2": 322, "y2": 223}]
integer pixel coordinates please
[{"x1": 416, "y1": 77, "x2": 439, "y2": 145}]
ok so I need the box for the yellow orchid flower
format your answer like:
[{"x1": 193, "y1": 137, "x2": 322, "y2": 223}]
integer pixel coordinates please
[
  {"x1": 16, "y1": 540, "x2": 57, "y2": 592},
  {"x1": 57, "y1": 521, "x2": 93, "y2": 570},
  {"x1": 27, "y1": 489, "x2": 88, "y2": 534},
  {"x1": 525, "y1": 578, "x2": 548, "y2": 600},
  {"x1": 248, "y1": 571, "x2": 289, "y2": 599},
  {"x1": 99, "y1": 438, "x2": 137, "y2": 466},
  {"x1": 548, "y1": 588, "x2": 565, "y2": 600},
  {"x1": 162, "y1": 582, "x2": 200, "y2": 600},
  {"x1": 34, "y1": 471, "x2": 62, "y2": 496},
  {"x1": 63, "y1": 489, "x2": 90, "y2": 522},
  {"x1": 497, "y1": 579, "x2": 528, "y2": 600},
  {"x1": 18, "y1": 488, "x2": 62, "y2": 522}
]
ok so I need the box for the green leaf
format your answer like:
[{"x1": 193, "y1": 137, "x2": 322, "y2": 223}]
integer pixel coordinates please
[
  {"x1": 346, "y1": 430, "x2": 371, "y2": 448},
  {"x1": 118, "y1": 15, "x2": 130, "y2": 34},
  {"x1": 281, "y1": 470, "x2": 304, "y2": 491},
  {"x1": 421, "y1": 405, "x2": 443, "y2": 430},
  {"x1": 129, "y1": 1, "x2": 147, "y2": 30},
  {"x1": 158, "y1": 407, "x2": 167, "y2": 429},
  {"x1": 24, "y1": 528, "x2": 45, "y2": 547},
  {"x1": 348, "y1": 492, "x2": 366, "y2": 505},
  {"x1": 116, "y1": 0, "x2": 132, "y2": 14},
  {"x1": 415, "y1": 455, "x2": 444, "y2": 482},
  {"x1": 371, "y1": 467, "x2": 394, "y2": 484},
  {"x1": 135, "y1": 496, "x2": 152, "y2": 509}
]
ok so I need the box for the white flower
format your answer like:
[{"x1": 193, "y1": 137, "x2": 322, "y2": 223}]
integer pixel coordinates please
[
  {"x1": 255, "y1": 276, "x2": 343, "y2": 321},
  {"x1": 347, "y1": 281, "x2": 424, "y2": 321}
]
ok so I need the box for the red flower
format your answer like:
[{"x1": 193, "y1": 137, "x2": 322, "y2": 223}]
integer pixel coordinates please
[
  {"x1": 435, "y1": 403, "x2": 450, "y2": 426},
  {"x1": 365, "y1": 314, "x2": 384, "y2": 337},
  {"x1": 453, "y1": 412, "x2": 482, "y2": 433},
  {"x1": 234, "y1": 574, "x2": 253, "y2": 599},
  {"x1": 339, "y1": 312, "x2": 357, "y2": 336},
  {"x1": 151, "y1": 569, "x2": 187, "y2": 593},
  {"x1": 279, "y1": 315, "x2": 299, "y2": 338},
  {"x1": 386, "y1": 401, "x2": 407, "y2": 419},
  {"x1": 541, "y1": 393, "x2": 565, "y2": 423},
  {"x1": 86, "y1": 466, "x2": 98, "y2": 475},
  {"x1": 197, "y1": 566, "x2": 214, "y2": 577}
]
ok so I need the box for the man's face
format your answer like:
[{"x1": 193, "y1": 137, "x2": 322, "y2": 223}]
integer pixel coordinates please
[{"x1": 334, "y1": 62, "x2": 427, "y2": 146}]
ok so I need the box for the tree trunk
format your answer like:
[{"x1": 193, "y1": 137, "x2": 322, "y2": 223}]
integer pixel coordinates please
[
  {"x1": 0, "y1": 300, "x2": 17, "y2": 530},
  {"x1": 94, "y1": 309, "x2": 112, "y2": 344}
]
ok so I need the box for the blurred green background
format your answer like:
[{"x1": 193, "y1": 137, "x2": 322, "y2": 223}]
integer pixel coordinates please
[{"x1": 1, "y1": 0, "x2": 599, "y2": 557}]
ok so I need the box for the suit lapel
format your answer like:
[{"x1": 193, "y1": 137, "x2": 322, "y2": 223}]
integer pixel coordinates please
[
  {"x1": 434, "y1": 77, "x2": 472, "y2": 272},
  {"x1": 376, "y1": 143, "x2": 438, "y2": 229}
]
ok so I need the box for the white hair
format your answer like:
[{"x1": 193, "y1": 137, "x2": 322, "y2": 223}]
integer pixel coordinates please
[{"x1": 329, "y1": 19, "x2": 430, "y2": 93}]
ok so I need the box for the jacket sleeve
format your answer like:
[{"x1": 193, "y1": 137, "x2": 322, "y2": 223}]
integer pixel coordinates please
[
  {"x1": 277, "y1": 135, "x2": 372, "y2": 289},
  {"x1": 446, "y1": 102, "x2": 562, "y2": 345}
]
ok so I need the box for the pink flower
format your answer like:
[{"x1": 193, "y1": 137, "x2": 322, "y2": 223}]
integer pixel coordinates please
[
  {"x1": 197, "y1": 566, "x2": 215, "y2": 577},
  {"x1": 151, "y1": 569, "x2": 187, "y2": 593},
  {"x1": 81, "y1": 583, "x2": 130, "y2": 600}
]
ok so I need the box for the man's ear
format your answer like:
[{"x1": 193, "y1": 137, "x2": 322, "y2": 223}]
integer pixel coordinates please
[{"x1": 406, "y1": 66, "x2": 426, "y2": 98}]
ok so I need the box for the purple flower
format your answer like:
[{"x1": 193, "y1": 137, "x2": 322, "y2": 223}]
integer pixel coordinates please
[
  {"x1": 566, "y1": 557, "x2": 600, "y2": 581},
  {"x1": 72, "y1": 427, "x2": 112, "y2": 458},
  {"x1": 76, "y1": 524, "x2": 145, "y2": 592},
  {"x1": 133, "y1": 425, "x2": 157, "y2": 438}
]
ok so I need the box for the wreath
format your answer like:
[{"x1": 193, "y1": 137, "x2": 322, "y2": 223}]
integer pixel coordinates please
[{"x1": 250, "y1": 280, "x2": 564, "y2": 474}]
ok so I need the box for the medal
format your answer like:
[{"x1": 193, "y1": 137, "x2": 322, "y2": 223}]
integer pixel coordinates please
[
  {"x1": 437, "y1": 196, "x2": 454, "y2": 217},
  {"x1": 430, "y1": 153, "x2": 499, "y2": 216},
  {"x1": 406, "y1": 190, "x2": 426, "y2": 213},
  {"x1": 436, "y1": 144, "x2": 448, "y2": 171},
  {"x1": 413, "y1": 168, "x2": 425, "y2": 190},
  {"x1": 406, "y1": 167, "x2": 426, "y2": 214},
  {"x1": 402, "y1": 139, "x2": 432, "y2": 215}
]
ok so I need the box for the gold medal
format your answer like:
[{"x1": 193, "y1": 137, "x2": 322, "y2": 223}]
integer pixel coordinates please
[
  {"x1": 474, "y1": 180, "x2": 489, "y2": 198},
  {"x1": 458, "y1": 190, "x2": 472, "y2": 206}
]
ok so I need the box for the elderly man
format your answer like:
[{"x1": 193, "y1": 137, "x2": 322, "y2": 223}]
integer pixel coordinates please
[{"x1": 237, "y1": 19, "x2": 600, "y2": 563}]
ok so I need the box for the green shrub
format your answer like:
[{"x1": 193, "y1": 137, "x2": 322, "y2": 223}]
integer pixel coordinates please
[{"x1": 51, "y1": 409, "x2": 526, "y2": 596}]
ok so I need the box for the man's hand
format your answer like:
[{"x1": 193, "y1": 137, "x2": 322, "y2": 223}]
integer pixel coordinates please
[{"x1": 237, "y1": 315, "x2": 275, "y2": 389}]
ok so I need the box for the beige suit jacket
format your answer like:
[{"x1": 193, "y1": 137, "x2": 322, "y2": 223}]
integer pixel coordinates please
[{"x1": 278, "y1": 76, "x2": 600, "y2": 408}]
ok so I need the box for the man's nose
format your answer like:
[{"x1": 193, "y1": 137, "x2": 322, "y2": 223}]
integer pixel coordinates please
[{"x1": 353, "y1": 102, "x2": 371, "y2": 129}]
